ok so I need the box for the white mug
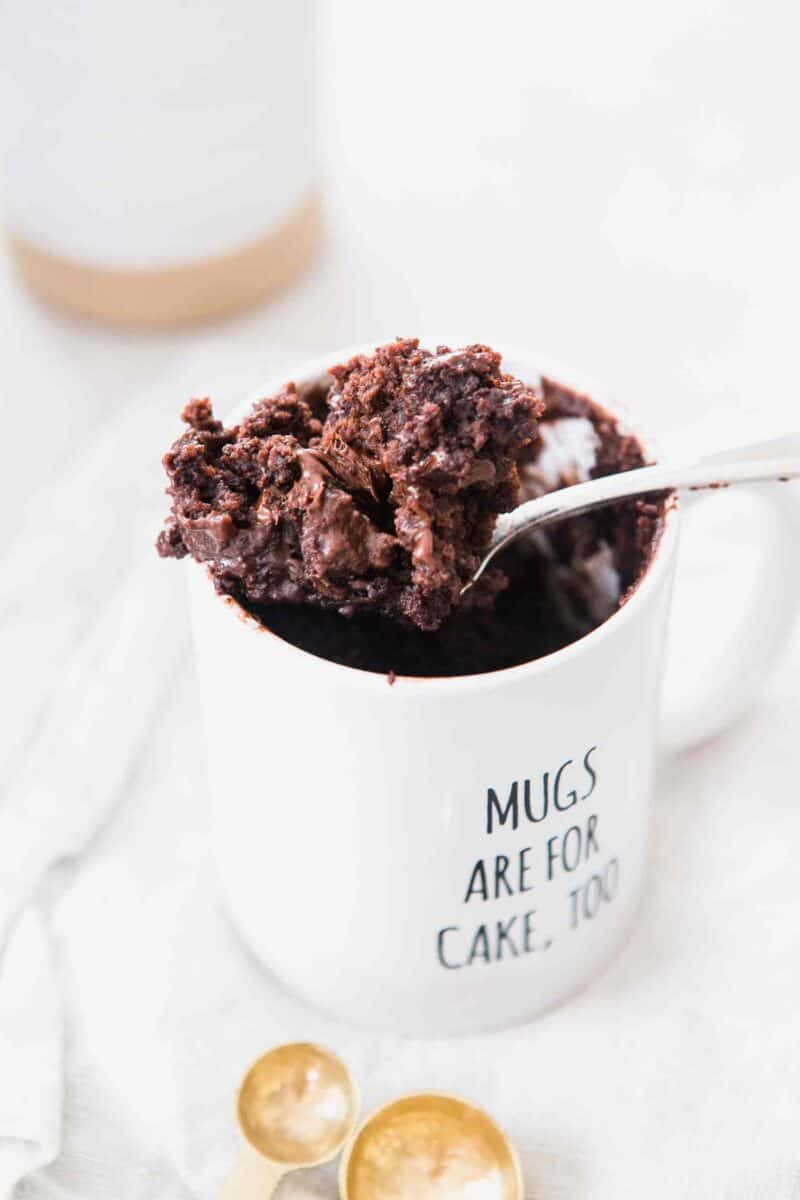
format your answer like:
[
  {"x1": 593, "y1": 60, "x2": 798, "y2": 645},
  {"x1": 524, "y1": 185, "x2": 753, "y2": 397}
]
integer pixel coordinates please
[{"x1": 188, "y1": 346, "x2": 800, "y2": 1035}]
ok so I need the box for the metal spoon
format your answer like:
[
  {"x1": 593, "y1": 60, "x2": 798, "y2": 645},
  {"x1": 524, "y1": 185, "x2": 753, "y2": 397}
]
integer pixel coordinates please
[
  {"x1": 467, "y1": 437, "x2": 800, "y2": 590},
  {"x1": 339, "y1": 1093, "x2": 523, "y2": 1200},
  {"x1": 221, "y1": 1043, "x2": 359, "y2": 1199}
]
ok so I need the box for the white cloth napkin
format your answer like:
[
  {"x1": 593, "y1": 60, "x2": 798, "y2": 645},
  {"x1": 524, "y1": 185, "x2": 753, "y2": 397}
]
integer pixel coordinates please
[
  {"x1": 0, "y1": 377, "x2": 193, "y2": 1197},
  {"x1": 0, "y1": 911, "x2": 60, "y2": 1198},
  {"x1": 2, "y1": 365, "x2": 800, "y2": 1200},
  {"x1": 0, "y1": 352, "x2": 318, "y2": 1199}
]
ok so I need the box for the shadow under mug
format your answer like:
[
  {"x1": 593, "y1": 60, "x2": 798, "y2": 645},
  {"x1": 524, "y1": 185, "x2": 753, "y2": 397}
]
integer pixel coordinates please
[{"x1": 188, "y1": 345, "x2": 800, "y2": 1035}]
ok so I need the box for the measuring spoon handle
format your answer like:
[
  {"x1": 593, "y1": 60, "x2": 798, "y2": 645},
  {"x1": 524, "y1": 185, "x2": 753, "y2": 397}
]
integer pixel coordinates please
[{"x1": 220, "y1": 1147, "x2": 285, "y2": 1200}]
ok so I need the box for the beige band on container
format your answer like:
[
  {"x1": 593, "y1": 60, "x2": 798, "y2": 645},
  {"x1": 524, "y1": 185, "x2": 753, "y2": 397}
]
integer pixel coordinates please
[{"x1": 8, "y1": 193, "x2": 322, "y2": 328}]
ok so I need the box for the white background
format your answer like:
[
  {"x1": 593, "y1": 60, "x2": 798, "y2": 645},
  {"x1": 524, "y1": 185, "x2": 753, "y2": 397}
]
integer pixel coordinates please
[{"x1": 1, "y1": 2, "x2": 799, "y2": 1197}]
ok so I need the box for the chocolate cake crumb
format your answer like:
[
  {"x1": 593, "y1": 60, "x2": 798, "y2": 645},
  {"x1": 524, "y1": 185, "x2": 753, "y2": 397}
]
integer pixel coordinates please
[{"x1": 158, "y1": 339, "x2": 542, "y2": 631}]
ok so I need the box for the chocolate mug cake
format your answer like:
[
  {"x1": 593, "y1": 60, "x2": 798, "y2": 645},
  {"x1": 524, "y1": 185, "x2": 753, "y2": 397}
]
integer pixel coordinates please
[
  {"x1": 168, "y1": 341, "x2": 693, "y2": 1035},
  {"x1": 157, "y1": 339, "x2": 665, "y2": 675}
]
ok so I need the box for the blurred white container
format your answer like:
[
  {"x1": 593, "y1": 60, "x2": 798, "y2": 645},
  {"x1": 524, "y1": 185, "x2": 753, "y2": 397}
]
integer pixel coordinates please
[{"x1": 1, "y1": 0, "x2": 320, "y2": 326}]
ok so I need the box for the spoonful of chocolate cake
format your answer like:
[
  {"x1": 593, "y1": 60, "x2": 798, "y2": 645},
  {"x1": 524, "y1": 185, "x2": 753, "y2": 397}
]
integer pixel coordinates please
[
  {"x1": 157, "y1": 339, "x2": 542, "y2": 631},
  {"x1": 158, "y1": 339, "x2": 799, "y2": 676}
]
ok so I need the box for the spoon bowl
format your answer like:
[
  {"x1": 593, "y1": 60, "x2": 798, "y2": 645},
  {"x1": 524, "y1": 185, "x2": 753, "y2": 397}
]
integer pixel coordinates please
[
  {"x1": 238, "y1": 1042, "x2": 358, "y2": 1164},
  {"x1": 340, "y1": 1093, "x2": 523, "y2": 1200},
  {"x1": 222, "y1": 1043, "x2": 359, "y2": 1199}
]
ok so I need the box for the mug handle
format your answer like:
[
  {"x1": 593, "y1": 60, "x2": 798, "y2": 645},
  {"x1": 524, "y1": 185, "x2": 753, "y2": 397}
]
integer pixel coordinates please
[{"x1": 659, "y1": 435, "x2": 800, "y2": 752}]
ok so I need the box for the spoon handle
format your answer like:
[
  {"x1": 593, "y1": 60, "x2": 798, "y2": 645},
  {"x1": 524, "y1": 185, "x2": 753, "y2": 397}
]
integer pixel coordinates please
[
  {"x1": 487, "y1": 445, "x2": 799, "y2": 552},
  {"x1": 220, "y1": 1150, "x2": 285, "y2": 1200}
]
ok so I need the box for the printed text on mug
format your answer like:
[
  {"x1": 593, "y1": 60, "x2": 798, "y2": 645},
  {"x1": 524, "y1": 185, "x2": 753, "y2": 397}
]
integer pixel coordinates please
[{"x1": 436, "y1": 746, "x2": 621, "y2": 969}]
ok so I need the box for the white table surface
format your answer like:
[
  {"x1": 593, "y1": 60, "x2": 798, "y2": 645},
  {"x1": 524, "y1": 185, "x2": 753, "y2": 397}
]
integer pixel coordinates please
[{"x1": 2, "y1": 3, "x2": 800, "y2": 1196}]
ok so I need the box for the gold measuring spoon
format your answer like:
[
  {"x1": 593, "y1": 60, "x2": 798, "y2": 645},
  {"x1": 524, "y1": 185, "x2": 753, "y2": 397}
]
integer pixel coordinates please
[
  {"x1": 222, "y1": 1042, "x2": 359, "y2": 1199},
  {"x1": 339, "y1": 1093, "x2": 523, "y2": 1200}
]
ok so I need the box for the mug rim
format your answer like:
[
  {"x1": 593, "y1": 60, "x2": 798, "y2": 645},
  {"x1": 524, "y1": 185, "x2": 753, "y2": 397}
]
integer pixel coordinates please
[{"x1": 199, "y1": 339, "x2": 679, "y2": 695}]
